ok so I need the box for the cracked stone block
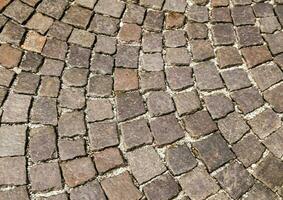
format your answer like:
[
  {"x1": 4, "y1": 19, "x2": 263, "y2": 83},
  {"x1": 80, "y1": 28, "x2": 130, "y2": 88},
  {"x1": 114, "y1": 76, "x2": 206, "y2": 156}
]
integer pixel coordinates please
[
  {"x1": 263, "y1": 83, "x2": 283, "y2": 113},
  {"x1": 122, "y1": 4, "x2": 145, "y2": 25},
  {"x1": 147, "y1": 91, "x2": 175, "y2": 117},
  {"x1": 101, "y1": 172, "x2": 142, "y2": 200},
  {"x1": 0, "y1": 157, "x2": 26, "y2": 185},
  {"x1": 233, "y1": 134, "x2": 265, "y2": 167},
  {"x1": 0, "y1": 186, "x2": 29, "y2": 200},
  {"x1": 166, "y1": 47, "x2": 191, "y2": 65},
  {"x1": 263, "y1": 127, "x2": 283, "y2": 158},
  {"x1": 215, "y1": 161, "x2": 254, "y2": 199},
  {"x1": 193, "y1": 133, "x2": 235, "y2": 172},
  {"x1": 150, "y1": 114, "x2": 184, "y2": 146},
  {"x1": 179, "y1": 167, "x2": 220, "y2": 200},
  {"x1": 68, "y1": 45, "x2": 91, "y2": 68},
  {"x1": 22, "y1": 31, "x2": 46, "y2": 53},
  {"x1": 89, "y1": 14, "x2": 119, "y2": 36},
  {"x1": 236, "y1": 26, "x2": 263, "y2": 48},
  {"x1": 0, "y1": 44, "x2": 22, "y2": 69},
  {"x1": 242, "y1": 183, "x2": 278, "y2": 200},
  {"x1": 26, "y1": 13, "x2": 53, "y2": 34},
  {"x1": 30, "y1": 162, "x2": 62, "y2": 192},
  {"x1": 94, "y1": 35, "x2": 116, "y2": 55},
  {"x1": 70, "y1": 180, "x2": 106, "y2": 200},
  {"x1": 191, "y1": 40, "x2": 214, "y2": 61},
  {"x1": 89, "y1": 122, "x2": 119, "y2": 150},
  {"x1": 165, "y1": 12, "x2": 185, "y2": 29},
  {"x1": 142, "y1": 53, "x2": 164, "y2": 71},
  {"x1": 120, "y1": 118, "x2": 152, "y2": 151},
  {"x1": 94, "y1": 0, "x2": 125, "y2": 18},
  {"x1": 212, "y1": 24, "x2": 235, "y2": 45},
  {"x1": 140, "y1": 71, "x2": 166, "y2": 92},
  {"x1": 241, "y1": 45, "x2": 272, "y2": 68},
  {"x1": 0, "y1": 125, "x2": 27, "y2": 157},
  {"x1": 142, "y1": 32, "x2": 163, "y2": 53},
  {"x1": 88, "y1": 75, "x2": 113, "y2": 97},
  {"x1": 231, "y1": 6, "x2": 255, "y2": 25},
  {"x1": 14, "y1": 72, "x2": 40, "y2": 95},
  {"x1": 164, "y1": 0, "x2": 187, "y2": 12},
  {"x1": 31, "y1": 97, "x2": 58, "y2": 125},
  {"x1": 143, "y1": 173, "x2": 180, "y2": 200},
  {"x1": 144, "y1": 10, "x2": 164, "y2": 31},
  {"x1": 166, "y1": 144, "x2": 197, "y2": 175},
  {"x1": 187, "y1": 5, "x2": 208, "y2": 22},
  {"x1": 87, "y1": 99, "x2": 113, "y2": 122},
  {"x1": 127, "y1": 146, "x2": 166, "y2": 184},
  {"x1": 61, "y1": 157, "x2": 97, "y2": 188},
  {"x1": 116, "y1": 91, "x2": 145, "y2": 122},
  {"x1": 58, "y1": 111, "x2": 86, "y2": 137},
  {"x1": 221, "y1": 69, "x2": 251, "y2": 91},
  {"x1": 264, "y1": 32, "x2": 283, "y2": 55},
  {"x1": 37, "y1": 0, "x2": 67, "y2": 19},
  {"x1": 253, "y1": 154, "x2": 283, "y2": 189},
  {"x1": 216, "y1": 46, "x2": 243, "y2": 69},
  {"x1": 218, "y1": 112, "x2": 250, "y2": 144},
  {"x1": 114, "y1": 68, "x2": 138, "y2": 91},
  {"x1": 2, "y1": 93, "x2": 32, "y2": 123},
  {"x1": 0, "y1": 21, "x2": 25, "y2": 46},
  {"x1": 48, "y1": 21, "x2": 72, "y2": 41},
  {"x1": 183, "y1": 110, "x2": 218, "y2": 138},
  {"x1": 248, "y1": 108, "x2": 281, "y2": 139},
  {"x1": 186, "y1": 22, "x2": 208, "y2": 39},
  {"x1": 40, "y1": 58, "x2": 64, "y2": 77},
  {"x1": 62, "y1": 5, "x2": 92, "y2": 28},
  {"x1": 259, "y1": 16, "x2": 281, "y2": 34},
  {"x1": 38, "y1": 76, "x2": 60, "y2": 97},
  {"x1": 140, "y1": 0, "x2": 164, "y2": 9},
  {"x1": 194, "y1": 61, "x2": 224, "y2": 91},
  {"x1": 115, "y1": 45, "x2": 140, "y2": 68},
  {"x1": 211, "y1": 7, "x2": 232, "y2": 23},
  {"x1": 29, "y1": 126, "x2": 57, "y2": 162},
  {"x1": 62, "y1": 68, "x2": 88, "y2": 87},
  {"x1": 166, "y1": 67, "x2": 193, "y2": 90},
  {"x1": 58, "y1": 139, "x2": 86, "y2": 161},
  {"x1": 3, "y1": 0, "x2": 33, "y2": 23},
  {"x1": 173, "y1": 90, "x2": 201, "y2": 116},
  {"x1": 93, "y1": 147, "x2": 124, "y2": 174},
  {"x1": 68, "y1": 29, "x2": 95, "y2": 48},
  {"x1": 164, "y1": 30, "x2": 187, "y2": 47},
  {"x1": 231, "y1": 87, "x2": 264, "y2": 114},
  {"x1": 20, "y1": 51, "x2": 43, "y2": 72},
  {"x1": 0, "y1": 67, "x2": 15, "y2": 87},
  {"x1": 91, "y1": 53, "x2": 114, "y2": 74},
  {"x1": 59, "y1": 87, "x2": 85, "y2": 109},
  {"x1": 42, "y1": 38, "x2": 68, "y2": 60}
]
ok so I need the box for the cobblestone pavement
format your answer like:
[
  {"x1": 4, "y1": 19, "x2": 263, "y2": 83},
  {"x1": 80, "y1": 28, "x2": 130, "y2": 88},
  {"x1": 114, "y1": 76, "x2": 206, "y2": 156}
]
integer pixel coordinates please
[{"x1": 0, "y1": 0, "x2": 283, "y2": 199}]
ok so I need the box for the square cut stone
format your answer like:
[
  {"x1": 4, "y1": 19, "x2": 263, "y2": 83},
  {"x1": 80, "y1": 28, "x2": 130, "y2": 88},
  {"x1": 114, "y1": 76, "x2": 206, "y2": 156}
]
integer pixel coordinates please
[
  {"x1": 29, "y1": 126, "x2": 57, "y2": 162},
  {"x1": 241, "y1": 45, "x2": 272, "y2": 68},
  {"x1": 61, "y1": 157, "x2": 97, "y2": 188},
  {"x1": 120, "y1": 118, "x2": 152, "y2": 151},
  {"x1": 0, "y1": 157, "x2": 26, "y2": 186},
  {"x1": 26, "y1": 13, "x2": 53, "y2": 34},
  {"x1": 232, "y1": 134, "x2": 265, "y2": 167},
  {"x1": 115, "y1": 45, "x2": 140, "y2": 68},
  {"x1": 166, "y1": 67, "x2": 194, "y2": 90},
  {"x1": 0, "y1": 44, "x2": 22, "y2": 69},
  {"x1": 193, "y1": 133, "x2": 235, "y2": 172},
  {"x1": 42, "y1": 38, "x2": 68, "y2": 60},
  {"x1": 40, "y1": 193, "x2": 68, "y2": 200},
  {"x1": 190, "y1": 40, "x2": 214, "y2": 61},
  {"x1": 30, "y1": 162, "x2": 62, "y2": 192},
  {"x1": 94, "y1": 35, "x2": 116, "y2": 55},
  {"x1": 70, "y1": 180, "x2": 106, "y2": 200},
  {"x1": 40, "y1": 58, "x2": 64, "y2": 76},
  {"x1": 259, "y1": 16, "x2": 281, "y2": 34},
  {"x1": 221, "y1": 69, "x2": 251, "y2": 91},
  {"x1": 140, "y1": 71, "x2": 166, "y2": 92},
  {"x1": 88, "y1": 122, "x2": 119, "y2": 150},
  {"x1": 194, "y1": 61, "x2": 224, "y2": 91},
  {"x1": 93, "y1": 147, "x2": 124, "y2": 174},
  {"x1": 144, "y1": 10, "x2": 164, "y2": 32},
  {"x1": 91, "y1": 53, "x2": 114, "y2": 74},
  {"x1": 173, "y1": 90, "x2": 201, "y2": 116},
  {"x1": 147, "y1": 91, "x2": 175, "y2": 117},
  {"x1": 0, "y1": 21, "x2": 25, "y2": 46},
  {"x1": 59, "y1": 88, "x2": 85, "y2": 109},
  {"x1": 183, "y1": 110, "x2": 218, "y2": 138},
  {"x1": 141, "y1": 53, "x2": 164, "y2": 71},
  {"x1": 264, "y1": 30, "x2": 283, "y2": 55},
  {"x1": 142, "y1": 32, "x2": 162, "y2": 53},
  {"x1": 89, "y1": 14, "x2": 119, "y2": 36},
  {"x1": 263, "y1": 127, "x2": 283, "y2": 158},
  {"x1": 37, "y1": 0, "x2": 67, "y2": 19},
  {"x1": 187, "y1": 5, "x2": 209, "y2": 23},
  {"x1": 211, "y1": 7, "x2": 232, "y2": 23},
  {"x1": 68, "y1": 45, "x2": 91, "y2": 68},
  {"x1": 62, "y1": 5, "x2": 92, "y2": 28},
  {"x1": 215, "y1": 161, "x2": 254, "y2": 199},
  {"x1": 20, "y1": 51, "x2": 43, "y2": 73},
  {"x1": 248, "y1": 108, "x2": 281, "y2": 139},
  {"x1": 179, "y1": 167, "x2": 220, "y2": 200},
  {"x1": 186, "y1": 22, "x2": 208, "y2": 39},
  {"x1": 118, "y1": 23, "x2": 141, "y2": 42},
  {"x1": 231, "y1": 6, "x2": 255, "y2": 25},
  {"x1": 88, "y1": 75, "x2": 113, "y2": 97},
  {"x1": 127, "y1": 146, "x2": 166, "y2": 184},
  {"x1": 207, "y1": 191, "x2": 232, "y2": 200},
  {"x1": 48, "y1": 21, "x2": 72, "y2": 41},
  {"x1": 140, "y1": 0, "x2": 164, "y2": 10},
  {"x1": 166, "y1": 48, "x2": 191, "y2": 65},
  {"x1": 38, "y1": 76, "x2": 60, "y2": 97},
  {"x1": 231, "y1": 87, "x2": 264, "y2": 114},
  {"x1": 116, "y1": 91, "x2": 146, "y2": 122},
  {"x1": 0, "y1": 67, "x2": 15, "y2": 87},
  {"x1": 75, "y1": 0, "x2": 97, "y2": 9},
  {"x1": 114, "y1": 68, "x2": 138, "y2": 91},
  {"x1": 150, "y1": 114, "x2": 184, "y2": 146},
  {"x1": 94, "y1": 0, "x2": 125, "y2": 18},
  {"x1": 216, "y1": 46, "x2": 243, "y2": 68},
  {"x1": 2, "y1": 93, "x2": 32, "y2": 123},
  {"x1": 236, "y1": 26, "x2": 263, "y2": 48},
  {"x1": 165, "y1": 144, "x2": 197, "y2": 175},
  {"x1": 122, "y1": 4, "x2": 145, "y2": 25},
  {"x1": 212, "y1": 24, "x2": 235, "y2": 45},
  {"x1": 164, "y1": 30, "x2": 187, "y2": 47},
  {"x1": 62, "y1": 68, "x2": 88, "y2": 87},
  {"x1": 250, "y1": 64, "x2": 283, "y2": 91},
  {"x1": 165, "y1": 12, "x2": 185, "y2": 29},
  {"x1": 263, "y1": 83, "x2": 283, "y2": 113},
  {"x1": 143, "y1": 173, "x2": 180, "y2": 200},
  {"x1": 58, "y1": 111, "x2": 86, "y2": 137},
  {"x1": 14, "y1": 72, "x2": 40, "y2": 94},
  {"x1": 242, "y1": 183, "x2": 278, "y2": 200},
  {"x1": 58, "y1": 139, "x2": 86, "y2": 161},
  {"x1": 218, "y1": 112, "x2": 250, "y2": 144},
  {"x1": 68, "y1": 29, "x2": 95, "y2": 48},
  {"x1": 164, "y1": 0, "x2": 187, "y2": 12},
  {"x1": 22, "y1": 31, "x2": 47, "y2": 53},
  {"x1": 101, "y1": 172, "x2": 142, "y2": 200},
  {"x1": 3, "y1": 0, "x2": 33, "y2": 23},
  {"x1": 87, "y1": 99, "x2": 113, "y2": 122},
  {"x1": 0, "y1": 186, "x2": 29, "y2": 200},
  {"x1": 253, "y1": 3, "x2": 275, "y2": 17},
  {"x1": 0, "y1": 125, "x2": 27, "y2": 157}
]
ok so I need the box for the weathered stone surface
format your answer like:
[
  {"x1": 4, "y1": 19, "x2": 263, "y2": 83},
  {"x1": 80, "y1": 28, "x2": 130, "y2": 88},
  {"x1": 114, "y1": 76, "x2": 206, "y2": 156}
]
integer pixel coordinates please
[
  {"x1": 3, "y1": 0, "x2": 33, "y2": 23},
  {"x1": 0, "y1": 186, "x2": 29, "y2": 200},
  {"x1": 173, "y1": 90, "x2": 201, "y2": 116},
  {"x1": 231, "y1": 6, "x2": 255, "y2": 25},
  {"x1": 186, "y1": 22, "x2": 208, "y2": 39},
  {"x1": 118, "y1": 23, "x2": 141, "y2": 42},
  {"x1": 26, "y1": 13, "x2": 53, "y2": 34},
  {"x1": 86, "y1": 99, "x2": 113, "y2": 122},
  {"x1": 147, "y1": 91, "x2": 175, "y2": 117},
  {"x1": 216, "y1": 46, "x2": 243, "y2": 68},
  {"x1": 166, "y1": 47, "x2": 191, "y2": 65},
  {"x1": 187, "y1": 5, "x2": 209, "y2": 23},
  {"x1": 0, "y1": 157, "x2": 26, "y2": 185},
  {"x1": 48, "y1": 21, "x2": 72, "y2": 41},
  {"x1": 68, "y1": 29, "x2": 95, "y2": 48},
  {"x1": 164, "y1": 30, "x2": 186, "y2": 47},
  {"x1": 242, "y1": 183, "x2": 278, "y2": 200},
  {"x1": 221, "y1": 69, "x2": 251, "y2": 91},
  {"x1": 90, "y1": 14, "x2": 119, "y2": 36},
  {"x1": 94, "y1": 0, "x2": 125, "y2": 18},
  {"x1": 67, "y1": 45, "x2": 91, "y2": 68},
  {"x1": 236, "y1": 26, "x2": 263, "y2": 48},
  {"x1": 94, "y1": 35, "x2": 116, "y2": 55},
  {"x1": 58, "y1": 139, "x2": 86, "y2": 161},
  {"x1": 58, "y1": 111, "x2": 86, "y2": 137},
  {"x1": 70, "y1": 180, "x2": 106, "y2": 200},
  {"x1": 263, "y1": 126, "x2": 283, "y2": 158},
  {"x1": 164, "y1": 0, "x2": 187, "y2": 12},
  {"x1": 211, "y1": 7, "x2": 232, "y2": 23},
  {"x1": 37, "y1": 0, "x2": 67, "y2": 19},
  {"x1": 62, "y1": 5, "x2": 92, "y2": 28},
  {"x1": 14, "y1": 72, "x2": 40, "y2": 94},
  {"x1": 91, "y1": 53, "x2": 114, "y2": 74},
  {"x1": 59, "y1": 88, "x2": 85, "y2": 109},
  {"x1": 40, "y1": 58, "x2": 64, "y2": 77},
  {"x1": 38, "y1": 76, "x2": 60, "y2": 97},
  {"x1": 0, "y1": 44, "x2": 22, "y2": 68},
  {"x1": 115, "y1": 45, "x2": 140, "y2": 68},
  {"x1": 0, "y1": 21, "x2": 25, "y2": 46},
  {"x1": 212, "y1": 24, "x2": 235, "y2": 45},
  {"x1": 264, "y1": 31, "x2": 283, "y2": 55},
  {"x1": 22, "y1": 31, "x2": 46, "y2": 53},
  {"x1": 191, "y1": 39, "x2": 214, "y2": 61},
  {"x1": 62, "y1": 68, "x2": 88, "y2": 87},
  {"x1": 241, "y1": 45, "x2": 272, "y2": 68},
  {"x1": 114, "y1": 68, "x2": 138, "y2": 91},
  {"x1": 122, "y1": 4, "x2": 145, "y2": 25},
  {"x1": 88, "y1": 75, "x2": 113, "y2": 97},
  {"x1": 259, "y1": 16, "x2": 281, "y2": 33},
  {"x1": 144, "y1": 10, "x2": 164, "y2": 31},
  {"x1": 166, "y1": 67, "x2": 193, "y2": 90},
  {"x1": 263, "y1": 83, "x2": 283, "y2": 113},
  {"x1": 0, "y1": 67, "x2": 15, "y2": 87},
  {"x1": 20, "y1": 51, "x2": 43, "y2": 72},
  {"x1": 140, "y1": 71, "x2": 166, "y2": 92},
  {"x1": 165, "y1": 12, "x2": 185, "y2": 29},
  {"x1": 42, "y1": 38, "x2": 68, "y2": 60},
  {"x1": 142, "y1": 32, "x2": 162, "y2": 53}
]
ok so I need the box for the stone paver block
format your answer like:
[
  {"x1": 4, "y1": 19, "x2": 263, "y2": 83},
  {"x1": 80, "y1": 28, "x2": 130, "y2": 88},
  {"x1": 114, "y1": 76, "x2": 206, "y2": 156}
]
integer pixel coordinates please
[
  {"x1": 88, "y1": 75, "x2": 113, "y2": 97},
  {"x1": 164, "y1": 0, "x2": 187, "y2": 12},
  {"x1": 0, "y1": 21, "x2": 25, "y2": 46},
  {"x1": 166, "y1": 67, "x2": 193, "y2": 90},
  {"x1": 58, "y1": 139, "x2": 86, "y2": 161},
  {"x1": 221, "y1": 69, "x2": 251, "y2": 91},
  {"x1": 91, "y1": 53, "x2": 114, "y2": 74},
  {"x1": 59, "y1": 87, "x2": 85, "y2": 109},
  {"x1": 191, "y1": 40, "x2": 214, "y2": 61},
  {"x1": 22, "y1": 31, "x2": 46, "y2": 53},
  {"x1": 147, "y1": 91, "x2": 175, "y2": 117},
  {"x1": 142, "y1": 32, "x2": 162, "y2": 53},
  {"x1": 86, "y1": 99, "x2": 113, "y2": 122},
  {"x1": 264, "y1": 30, "x2": 283, "y2": 55},
  {"x1": 242, "y1": 183, "x2": 278, "y2": 200},
  {"x1": 40, "y1": 58, "x2": 64, "y2": 77},
  {"x1": 142, "y1": 53, "x2": 164, "y2": 71},
  {"x1": 144, "y1": 10, "x2": 164, "y2": 31},
  {"x1": 62, "y1": 5, "x2": 92, "y2": 28},
  {"x1": 211, "y1": 7, "x2": 232, "y2": 23},
  {"x1": 68, "y1": 45, "x2": 91, "y2": 68},
  {"x1": 0, "y1": 186, "x2": 29, "y2": 200},
  {"x1": 68, "y1": 29, "x2": 95, "y2": 48},
  {"x1": 118, "y1": 23, "x2": 141, "y2": 42},
  {"x1": 241, "y1": 45, "x2": 272, "y2": 68},
  {"x1": 236, "y1": 26, "x2": 263, "y2": 48},
  {"x1": 37, "y1": 0, "x2": 67, "y2": 19},
  {"x1": 231, "y1": 6, "x2": 255, "y2": 25},
  {"x1": 0, "y1": 157, "x2": 26, "y2": 185},
  {"x1": 164, "y1": 30, "x2": 187, "y2": 47},
  {"x1": 38, "y1": 76, "x2": 60, "y2": 97},
  {"x1": 89, "y1": 14, "x2": 119, "y2": 36},
  {"x1": 187, "y1": 5, "x2": 208, "y2": 22},
  {"x1": 3, "y1": 0, "x2": 33, "y2": 23},
  {"x1": 26, "y1": 13, "x2": 53, "y2": 34},
  {"x1": 0, "y1": 67, "x2": 15, "y2": 87},
  {"x1": 216, "y1": 46, "x2": 243, "y2": 68},
  {"x1": 115, "y1": 45, "x2": 139, "y2": 68},
  {"x1": 186, "y1": 22, "x2": 208, "y2": 39},
  {"x1": 42, "y1": 38, "x2": 67, "y2": 60},
  {"x1": 70, "y1": 180, "x2": 106, "y2": 200},
  {"x1": 140, "y1": 71, "x2": 166, "y2": 92},
  {"x1": 114, "y1": 68, "x2": 138, "y2": 91},
  {"x1": 259, "y1": 16, "x2": 281, "y2": 33},
  {"x1": 212, "y1": 24, "x2": 235, "y2": 45},
  {"x1": 173, "y1": 90, "x2": 201, "y2": 116},
  {"x1": 20, "y1": 51, "x2": 43, "y2": 72},
  {"x1": 166, "y1": 47, "x2": 191, "y2": 65},
  {"x1": 58, "y1": 111, "x2": 86, "y2": 137},
  {"x1": 62, "y1": 68, "x2": 88, "y2": 87},
  {"x1": 263, "y1": 126, "x2": 283, "y2": 158},
  {"x1": 263, "y1": 83, "x2": 283, "y2": 113},
  {"x1": 94, "y1": 0, "x2": 125, "y2": 18},
  {"x1": 14, "y1": 72, "x2": 40, "y2": 94},
  {"x1": 48, "y1": 21, "x2": 72, "y2": 41},
  {"x1": 94, "y1": 35, "x2": 116, "y2": 55},
  {"x1": 0, "y1": 44, "x2": 22, "y2": 68},
  {"x1": 122, "y1": 4, "x2": 145, "y2": 25}
]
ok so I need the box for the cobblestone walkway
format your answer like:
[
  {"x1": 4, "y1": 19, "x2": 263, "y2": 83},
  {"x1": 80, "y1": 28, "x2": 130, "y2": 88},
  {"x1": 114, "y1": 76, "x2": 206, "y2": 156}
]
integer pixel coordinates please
[{"x1": 0, "y1": 0, "x2": 283, "y2": 199}]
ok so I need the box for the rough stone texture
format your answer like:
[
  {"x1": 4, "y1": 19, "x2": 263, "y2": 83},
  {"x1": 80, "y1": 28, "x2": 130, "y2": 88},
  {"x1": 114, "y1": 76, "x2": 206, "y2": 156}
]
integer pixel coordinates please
[
  {"x1": 62, "y1": 5, "x2": 92, "y2": 28},
  {"x1": 88, "y1": 75, "x2": 113, "y2": 97},
  {"x1": 14, "y1": 72, "x2": 40, "y2": 94},
  {"x1": 216, "y1": 46, "x2": 243, "y2": 68},
  {"x1": 236, "y1": 26, "x2": 263, "y2": 48},
  {"x1": 86, "y1": 99, "x2": 113, "y2": 122},
  {"x1": 221, "y1": 69, "x2": 251, "y2": 91},
  {"x1": 0, "y1": 186, "x2": 29, "y2": 200},
  {"x1": 68, "y1": 28, "x2": 95, "y2": 48},
  {"x1": 263, "y1": 126, "x2": 283, "y2": 158},
  {"x1": 70, "y1": 180, "x2": 106, "y2": 200},
  {"x1": 173, "y1": 90, "x2": 201, "y2": 116},
  {"x1": 166, "y1": 67, "x2": 194, "y2": 90},
  {"x1": 264, "y1": 32, "x2": 283, "y2": 55},
  {"x1": 22, "y1": 31, "x2": 47, "y2": 53},
  {"x1": 242, "y1": 183, "x2": 278, "y2": 200},
  {"x1": 114, "y1": 68, "x2": 138, "y2": 91},
  {"x1": 0, "y1": 157, "x2": 26, "y2": 185},
  {"x1": 58, "y1": 139, "x2": 86, "y2": 161},
  {"x1": 91, "y1": 53, "x2": 114, "y2": 74},
  {"x1": 0, "y1": 21, "x2": 25, "y2": 46},
  {"x1": 94, "y1": 0, "x2": 125, "y2": 18},
  {"x1": 58, "y1": 111, "x2": 86, "y2": 137},
  {"x1": 191, "y1": 39, "x2": 214, "y2": 61},
  {"x1": 89, "y1": 14, "x2": 119, "y2": 36},
  {"x1": 263, "y1": 83, "x2": 283, "y2": 113},
  {"x1": 0, "y1": 44, "x2": 22, "y2": 68},
  {"x1": 147, "y1": 91, "x2": 175, "y2": 116},
  {"x1": 59, "y1": 87, "x2": 85, "y2": 109},
  {"x1": 241, "y1": 45, "x2": 272, "y2": 68}
]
